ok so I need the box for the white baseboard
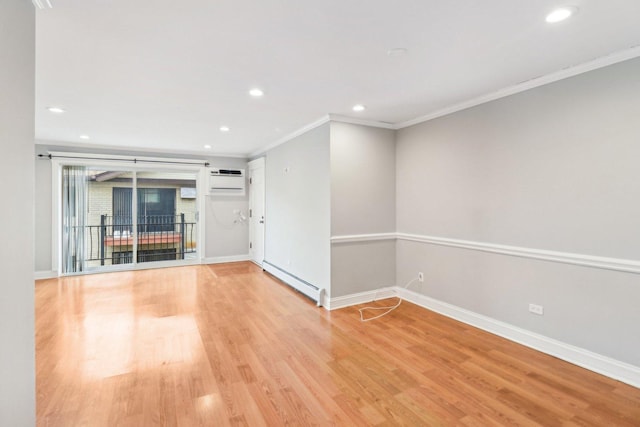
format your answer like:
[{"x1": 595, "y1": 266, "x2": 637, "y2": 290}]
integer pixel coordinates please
[
  {"x1": 203, "y1": 254, "x2": 251, "y2": 264},
  {"x1": 327, "y1": 287, "x2": 398, "y2": 310},
  {"x1": 325, "y1": 284, "x2": 640, "y2": 388},
  {"x1": 262, "y1": 261, "x2": 325, "y2": 307},
  {"x1": 396, "y1": 287, "x2": 640, "y2": 389},
  {"x1": 34, "y1": 270, "x2": 57, "y2": 280},
  {"x1": 33, "y1": 270, "x2": 58, "y2": 280}
]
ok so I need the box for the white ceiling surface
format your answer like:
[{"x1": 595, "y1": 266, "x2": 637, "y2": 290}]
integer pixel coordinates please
[{"x1": 35, "y1": 0, "x2": 640, "y2": 157}]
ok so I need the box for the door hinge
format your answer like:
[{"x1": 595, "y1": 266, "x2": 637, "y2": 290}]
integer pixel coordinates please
[
  {"x1": 250, "y1": 242, "x2": 252, "y2": 249},
  {"x1": 249, "y1": 209, "x2": 252, "y2": 218},
  {"x1": 250, "y1": 177, "x2": 252, "y2": 184}
]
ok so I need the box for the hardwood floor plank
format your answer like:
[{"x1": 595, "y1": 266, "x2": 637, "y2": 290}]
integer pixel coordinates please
[{"x1": 36, "y1": 262, "x2": 640, "y2": 426}]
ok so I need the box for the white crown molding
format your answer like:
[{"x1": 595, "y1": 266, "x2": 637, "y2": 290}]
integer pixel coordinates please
[
  {"x1": 249, "y1": 115, "x2": 331, "y2": 158},
  {"x1": 330, "y1": 233, "x2": 397, "y2": 244},
  {"x1": 396, "y1": 45, "x2": 640, "y2": 129},
  {"x1": 327, "y1": 114, "x2": 396, "y2": 130},
  {"x1": 397, "y1": 287, "x2": 640, "y2": 388},
  {"x1": 249, "y1": 46, "x2": 640, "y2": 154},
  {"x1": 249, "y1": 114, "x2": 397, "y2": 159}
]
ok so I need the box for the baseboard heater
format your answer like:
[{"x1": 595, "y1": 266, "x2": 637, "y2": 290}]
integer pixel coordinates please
[{"x1": 262, "y1": 261, "x2": 325, "y2": 307}]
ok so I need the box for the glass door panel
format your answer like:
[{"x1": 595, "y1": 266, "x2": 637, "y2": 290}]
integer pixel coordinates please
[
  {"x1": 135, "y1": 170, "x2": 198, "y2": 264},
  {"x1": 86, "y1": 169, "x2": 134, "y2": 269}
]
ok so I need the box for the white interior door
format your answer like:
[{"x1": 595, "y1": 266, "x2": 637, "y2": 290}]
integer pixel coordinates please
[{"x1": 248, "y1": 158, "x2": 265, "y2": 266}]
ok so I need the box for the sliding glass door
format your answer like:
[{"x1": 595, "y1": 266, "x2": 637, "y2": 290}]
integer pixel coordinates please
[
  {"x1": 135, "y1": 171, "x2": 198, "y2": 265},
  {"x1": 60, "y1": 165, "x2": 200, "y2": 274}
]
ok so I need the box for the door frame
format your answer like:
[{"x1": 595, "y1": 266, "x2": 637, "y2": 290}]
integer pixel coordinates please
[
  {"x1": 248, "y1": 157, "x2": 265, "y2": 267},
  {"x1": 51, "y1": 154, "x2": 207, "y2": 276}
]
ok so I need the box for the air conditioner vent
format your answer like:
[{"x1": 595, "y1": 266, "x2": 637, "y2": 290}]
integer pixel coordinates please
[
  {"x1": 213, "y1": 169, "x2": 243, "y2": 176},
  {"x1": 208, "y1": 168, "x2": 245, "y2": 196}
]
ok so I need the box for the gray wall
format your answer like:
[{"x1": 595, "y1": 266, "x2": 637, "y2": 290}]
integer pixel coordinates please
[
  {"x1": 396, "y1": 57, "x2": 640, "y2": 365},
  {"x1": 0, "y1": 1, "x2": 35, "y2": 424},
  {"x1": 330, "y1": 122, "x2": 396, "y2": 236},
  {"x1": 204, "y1": 156, "x2": 249, "y2": 259},
  {"x1": 34, "y1": 145, "x2": 248, "y2": 272},
  {"x1": 330, "y1": 122, "x2": 396, "y2": 297},
  {"x1": 35, "y1": 158, "x2": 53, "y2": 271},
  {"x1": 265, "y1": 124, "x2": 331, "y2": 293}
]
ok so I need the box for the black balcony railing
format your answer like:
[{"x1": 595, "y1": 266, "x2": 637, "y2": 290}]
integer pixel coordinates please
[{"x1": 76, "y1": 213, "x2": 197, "y2": 265}]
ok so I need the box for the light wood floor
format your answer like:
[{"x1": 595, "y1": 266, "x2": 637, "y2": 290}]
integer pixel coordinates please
[{"x1": 36, "y1": 262, "x2": 640, "y2": 426}]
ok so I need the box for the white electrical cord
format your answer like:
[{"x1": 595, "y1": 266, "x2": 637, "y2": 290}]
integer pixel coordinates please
[{"x1": 359, "y1": 277, "x2": 420, "y2": 322}]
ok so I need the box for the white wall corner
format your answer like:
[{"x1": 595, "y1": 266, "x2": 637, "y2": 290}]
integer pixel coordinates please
[{"x1": 396, "y1": 287, "x2": 640, "y2": 389}]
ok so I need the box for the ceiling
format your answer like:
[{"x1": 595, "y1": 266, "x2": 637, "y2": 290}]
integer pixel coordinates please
[{"x1": 35, "y1": 0, "x2": 640, "y2": 157}]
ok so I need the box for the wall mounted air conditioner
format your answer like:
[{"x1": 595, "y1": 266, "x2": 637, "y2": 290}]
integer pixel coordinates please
[{"x1": 208, "y1": 168, "x2": 246, "y2": 196}]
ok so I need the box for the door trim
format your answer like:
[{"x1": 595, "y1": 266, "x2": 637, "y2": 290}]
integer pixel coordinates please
[{"x1": 248, "y1": 157, "x2": 265, "y2": 266}]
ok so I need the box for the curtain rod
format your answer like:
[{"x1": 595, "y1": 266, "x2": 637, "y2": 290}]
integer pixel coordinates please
[{"x1": 37, "y1": 153, "x2": 210, "y2": 167}]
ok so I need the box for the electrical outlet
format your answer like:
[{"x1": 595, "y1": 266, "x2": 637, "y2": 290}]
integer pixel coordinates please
[
  {"x1": 418, "y1": 272, "x2": 424, "y2": 282},
  {"x1": 529, "y1": 303, "x2": 544, "y2": 315}
]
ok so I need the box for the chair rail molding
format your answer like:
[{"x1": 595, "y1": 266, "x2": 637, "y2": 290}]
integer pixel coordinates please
[
  {"x1": 330, "y1": 232, "x2": 640, "y2": 274},
  {"x1": 396, "y1": 232, "x2": 640, "y2": 275},
  {"x1": 330, "y1": 233, "x2": 397, "y2": 244}
]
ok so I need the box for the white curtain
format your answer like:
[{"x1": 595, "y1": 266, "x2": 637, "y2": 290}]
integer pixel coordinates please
[{"x1": 62, "y1": 165, "x2": 88, "y2": 273}]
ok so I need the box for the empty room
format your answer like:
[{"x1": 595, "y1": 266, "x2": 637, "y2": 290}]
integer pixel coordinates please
[{"x1": 2, "y1": 0, "x2": 640, "y2": 425}]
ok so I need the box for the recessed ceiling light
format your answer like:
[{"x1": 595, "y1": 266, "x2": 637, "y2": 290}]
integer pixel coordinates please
[
  {"x1": 79, "y1": 135, "x2": 90, "y2": 140},
  {"x1": 204, "y1": 144, "x2": 212, "y2": 149},
  {"x1": 47, "y1": 106, "x2": 65, "y2": 113},
  {"x1": 546, "y1": 6, "x2": 578, "y2": 23},
  {"x1": 387, "y1": 47, "x2": 408, "y2": 57},
  {"x1": 219, "y1": 126, "x2": 230, "y2": 132},
  {"x1": 352, "y1": 104, "x2": 366, "y2": 112},
  {"x1": 249, "y1": 88, "x2": 264, "y2": 97}
]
